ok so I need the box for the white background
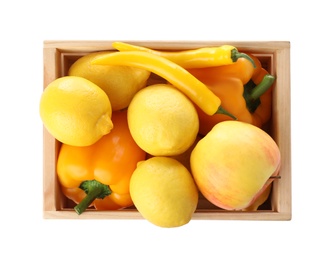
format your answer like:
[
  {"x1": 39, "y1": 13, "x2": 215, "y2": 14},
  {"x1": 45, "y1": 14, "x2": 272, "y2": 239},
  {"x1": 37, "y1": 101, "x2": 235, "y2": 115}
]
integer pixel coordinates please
[{"x1": 1, "y1": 0, "x2": 333, "y2": 259}]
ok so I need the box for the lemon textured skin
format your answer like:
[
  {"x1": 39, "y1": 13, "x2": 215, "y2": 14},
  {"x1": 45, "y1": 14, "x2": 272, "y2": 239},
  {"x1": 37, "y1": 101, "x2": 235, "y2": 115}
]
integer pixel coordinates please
[
  {"x1": 127, "y1": 84, "x2": 199, "y2": 156},
  {"x1": 39, "y1": 76, "x2": 113, "y2": 146},
  {"x1": 68, "y1": 51, "x2": 150, "y2": 111},
  {"x1": 130, "y1": 157, "x2": 198, "y2": 228}
]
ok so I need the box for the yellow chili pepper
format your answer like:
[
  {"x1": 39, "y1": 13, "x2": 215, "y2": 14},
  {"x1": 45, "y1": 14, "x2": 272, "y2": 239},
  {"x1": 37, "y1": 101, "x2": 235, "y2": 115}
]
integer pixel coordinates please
[
  {"x1": 112, "y1": 41, "x2": 255, "y2": 68},
  {"x1": 91, "y1": 51, "x2": 235, "y2": 118}
]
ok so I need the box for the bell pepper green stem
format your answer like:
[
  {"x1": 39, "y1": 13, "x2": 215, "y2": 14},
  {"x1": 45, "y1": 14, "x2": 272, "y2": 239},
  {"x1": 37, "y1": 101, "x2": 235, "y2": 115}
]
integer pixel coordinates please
[
  {"x1": 250, "y1": 74, "x2": 275, "y2": 101},
  {"x1": 74, "y1": 180, "x2": 111, "y2": 215},
  {"x1": 216, "y1": 106, "x2": 237, "y2": 120},
  {"x1": 243, "y1": 74, "x2": 275, "y2": 113},
  {"x1": 231, "y1": 49, "x2": 256, "y2": 68}
]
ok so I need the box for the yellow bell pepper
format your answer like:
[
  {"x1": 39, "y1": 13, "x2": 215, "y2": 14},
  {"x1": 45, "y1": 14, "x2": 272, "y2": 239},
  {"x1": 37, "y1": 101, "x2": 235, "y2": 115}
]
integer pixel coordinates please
[
  {"x1": 188, "y1": 55, "x2": 275, "y2": 135},
  {"x1": 57, "y1": 110, "x2": 146, "y2": 214}
]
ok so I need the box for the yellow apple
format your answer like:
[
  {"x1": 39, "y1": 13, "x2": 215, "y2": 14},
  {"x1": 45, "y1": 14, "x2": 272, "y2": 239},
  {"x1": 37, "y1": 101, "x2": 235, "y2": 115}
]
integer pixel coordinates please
[
  {"x1": 242, "y1": 183, "x2": 272, "y2": 211},
  {"x1": 190, "y1": 121, "x2": 280, "y2": 210}
]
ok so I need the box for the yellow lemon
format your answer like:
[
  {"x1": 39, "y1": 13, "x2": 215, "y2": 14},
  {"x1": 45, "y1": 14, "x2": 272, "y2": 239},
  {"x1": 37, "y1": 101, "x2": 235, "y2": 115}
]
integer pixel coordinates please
[
  {"x1": 130, "y1": 157, "x2": 198, "y2": 228},
  {"x1": 39, "y1": 76, "x2": 113, "y2": 146},
  {"x1": 127, "y1": 84, "x2": 199, "y2": 156},
  {"x1": 68, "y1": 51, "x2": 151, "y2": 111}
]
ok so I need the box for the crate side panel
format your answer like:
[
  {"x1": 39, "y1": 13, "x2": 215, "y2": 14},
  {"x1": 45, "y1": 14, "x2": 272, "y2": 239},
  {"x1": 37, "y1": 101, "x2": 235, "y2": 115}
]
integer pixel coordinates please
[{"x1": 271, "y1": 44, "x2": 292, "y2": 219}]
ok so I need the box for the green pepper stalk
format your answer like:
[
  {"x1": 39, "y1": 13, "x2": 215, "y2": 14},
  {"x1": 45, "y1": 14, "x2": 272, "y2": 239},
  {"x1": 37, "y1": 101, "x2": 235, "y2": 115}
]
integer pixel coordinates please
[
  {"x1": 231, "y1": 49, "x2": 256, "y2": 68},
  {"x1": 74, "y1": 180, "x2": 111, "y2": 215},
  {"x1": 243, "y1": 74, "x2": 275, "y2": 113}
]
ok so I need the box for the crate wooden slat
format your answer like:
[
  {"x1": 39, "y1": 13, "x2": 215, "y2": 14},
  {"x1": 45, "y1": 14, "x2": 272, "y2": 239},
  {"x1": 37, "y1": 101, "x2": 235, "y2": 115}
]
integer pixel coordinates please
[{"x1": 43, "y1": 41, "x2": 291, "y2": 220}]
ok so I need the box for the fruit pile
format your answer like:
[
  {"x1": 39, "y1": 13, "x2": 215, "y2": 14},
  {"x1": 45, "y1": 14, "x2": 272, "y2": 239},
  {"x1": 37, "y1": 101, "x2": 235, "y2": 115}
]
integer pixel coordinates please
[{"x1": 40, "y1": 42, "x2": 281, "y2": 228}]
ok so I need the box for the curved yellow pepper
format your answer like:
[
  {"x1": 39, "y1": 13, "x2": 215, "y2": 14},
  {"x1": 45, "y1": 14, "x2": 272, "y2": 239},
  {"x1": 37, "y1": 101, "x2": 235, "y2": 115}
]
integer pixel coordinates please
[
  {"x1": 112, "y1": 41, "x2": 255, "y2": 69},
  {"x1": 91, "y1": 50, "x2": 235, "y2": 118}
]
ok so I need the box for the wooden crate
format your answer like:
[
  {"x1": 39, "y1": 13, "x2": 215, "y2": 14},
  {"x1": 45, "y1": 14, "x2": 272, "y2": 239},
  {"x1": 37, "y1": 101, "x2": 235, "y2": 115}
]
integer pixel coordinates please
[{"x1": 43, "y1": 41, "x2": 291, "y2": 220}]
